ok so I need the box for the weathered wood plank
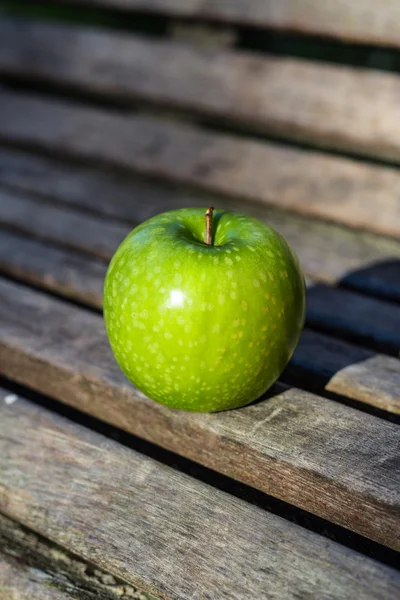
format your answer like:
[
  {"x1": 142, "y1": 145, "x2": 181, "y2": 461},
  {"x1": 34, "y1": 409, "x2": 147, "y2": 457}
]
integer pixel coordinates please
[
  {"x1": 1, "y1": 228, "x2": 399, "y2": 413},
  {"x1": 0, "y1": 187, "x2": 128, "y2": 261},
  {"x1": 2, "y1": 19, "x2": 400, "y2": 174},
  {"x1": 289, "y1": 330, "x2": 400, "y2": 414},
  {"x1": 1, "y1": 88, "x2": 400, "y2": 243},
  {"x1": 0, "y1": 229, "x2": 105, "y2": 308},
  {"x1": 0, "y1": 148, "x2": 399, "y2": 303},
  {"x1": 0, "y1": 279, "x2": 399, "y2": 549},
  {"x1": 51, "y1": 0, "x2": 400, "y2": 49},
  {"x1": 0, "y1": 513, "x2": 157, "y2": 600},
  {"x1": 1, "y1": 394, "x2": 400, "y2": 600},
  {"x1": 2, "y1": 189, "x2": 399, "y2": 355},
  {"x1": 0, "y1": 514, "x2": 156, "y2": 600},
  {"x1": 306, "y1": 284, "x2": 400, "y2": 356},
  {"x1": 0, "y1": 554, "x2": 77, "y2": 600}
]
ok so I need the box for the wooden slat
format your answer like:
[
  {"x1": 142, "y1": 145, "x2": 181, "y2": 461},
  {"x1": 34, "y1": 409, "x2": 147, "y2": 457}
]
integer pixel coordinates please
[
  {"x1": 1, "y1": 227, "x2": 399, "y2": 414},
  {"x1": 0, "y1": 186, "x2": 128, "y2": 261},
  {"x1": 2, "y1": 19, "x2": 400, "y2": 173},
  {"x1": 306, "y1": 284, "x2": 400, "y2": 356},
  {"x1": 0, "y1": 279, "x2": 399, "y2": 549},
  {"x1": 1, "y1": 187, "x2": 400, "y2": 356},
  {"x1": 289, "y1": 330, "x2": 400, "y2": 414},
  {"x1": 0, "y1": 514, "x2": 156, "y2": 600},
  {"x1": 0, "y1": 229, "x2": 105, "y2": 308},
  {"x1": 53, "y1": 0, "x2": 400, "y2": 49},
  {"x1": 1, "y1": 89, "x2": 400, "y2": 243},
  {"x1": 2, "y1": 395, "x2": 400, "y2": 600},
  {"x1": 0, "y1": 554, "x2": 77, "y2": 600},
  {"x1": 0, "y1": 151, "x2": 399, "y2": 307}
]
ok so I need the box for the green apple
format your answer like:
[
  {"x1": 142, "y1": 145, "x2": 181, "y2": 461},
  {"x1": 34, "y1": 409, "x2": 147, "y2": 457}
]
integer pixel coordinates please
[{"x1": 104, "y1": 208, "x2": 305, "y2": 412}]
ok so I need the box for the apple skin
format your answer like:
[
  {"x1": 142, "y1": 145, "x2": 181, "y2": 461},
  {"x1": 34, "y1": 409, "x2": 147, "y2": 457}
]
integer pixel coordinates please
[{"x1": 104, "y1": 208, "x2": 305, "y2": 412}]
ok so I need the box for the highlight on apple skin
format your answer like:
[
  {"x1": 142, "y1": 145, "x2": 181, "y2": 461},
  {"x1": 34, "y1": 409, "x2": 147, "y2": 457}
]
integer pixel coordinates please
[{"x1": 104, "y1": 207, "x2": 306, "y2": 412}]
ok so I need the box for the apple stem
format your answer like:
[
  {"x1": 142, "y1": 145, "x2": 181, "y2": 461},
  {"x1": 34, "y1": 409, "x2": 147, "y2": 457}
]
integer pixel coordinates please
[{"x1": 205, "y1": 206, "x2": 214, "y2": 246}]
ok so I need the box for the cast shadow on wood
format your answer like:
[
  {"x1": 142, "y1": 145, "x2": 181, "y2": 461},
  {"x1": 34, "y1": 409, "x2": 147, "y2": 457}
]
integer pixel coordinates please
[{"x1": 279, "y1": 259, "x2": 400, "y2": 422}]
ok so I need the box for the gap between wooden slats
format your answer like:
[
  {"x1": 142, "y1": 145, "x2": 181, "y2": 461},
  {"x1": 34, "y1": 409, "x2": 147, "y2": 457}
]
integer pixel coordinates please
[
  {"x1": 1, "y1": 185, "x2": 399, "y2": 354},
  {"x1": 1, "y1": 18, "x2": 400, "y2": 168},
  {"x1": 0, "y1": 278, "x2": 399, "y2": 549},
  {"x1": 43, "y1": 0, "x2": 400, "y2": 50},
  {"x1": 1, "y1": 391, "x2": 400, "y2": 599},
  {"x1": 0, "y1": 86, "x2": 400, "y2": 240},
  {"x1": 0, "y1": 226, "x2": 399, "y2": 415}
]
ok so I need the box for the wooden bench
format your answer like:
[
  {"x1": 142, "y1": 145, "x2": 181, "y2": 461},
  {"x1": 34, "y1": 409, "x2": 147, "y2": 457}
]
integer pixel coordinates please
[{"x1": 0, "y1": 1, "x2": 399, "y2": 598}]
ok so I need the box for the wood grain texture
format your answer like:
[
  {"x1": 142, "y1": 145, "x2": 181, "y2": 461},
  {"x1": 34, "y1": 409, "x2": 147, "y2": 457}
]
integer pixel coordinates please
[
  {"x1": 2, "y1": 19, "x2": 400, "y2": 174},
  {"x1": 0, "y1": 514, "x2": 157, "y2": 600},
  {"x1": 1, "y1": 88, "x2": 400, "y2": 242},
  {"x1": 0, "y1": 147, "x2": 399, "y2": 303},
  {"x1": 1, "y1": 188, "x2": 400, "y2": 356},
  {"x1": 0, "y1": 187, "x2": 128, "y2": 261},
  {"x1": 0, "y1": 554, "x2": 76, "y2": 600},
  {"x1": 1, "y1": 227, "x2": 399, "y2": 413},
  {"x1": 306, "y1": 283, "x2": 400, "y2": 356},
  {"x1": 52, "y1": 0, "x2": 400, "y2": 49},
  {"x1": 0, "y1": 228, "x2": 105, "y2": 308},
  {"x1": 1, "y1": 394, "x2": 400, "y2": 600},
  {"x1": 0, "y1": 279, "x2": 399, "y2": 549},
  {"x1": 289, "y1": 330, "x2": 400, "y2": 414}
]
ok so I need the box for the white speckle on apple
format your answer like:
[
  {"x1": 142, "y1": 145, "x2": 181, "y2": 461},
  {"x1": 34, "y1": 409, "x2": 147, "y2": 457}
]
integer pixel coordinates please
[
  {"x1": 235, "y1": 255, "x2": 241, "y2": 261},
  {"x1": 269, "y1": 272, "x2": 275, "y2": 281},
  {"x1": 242, "y1": 301, "x2": 248, "y2": 311},
  {"x1": 230, "y1": 291, "x2": 237, "y2": 299},
  {"x1": 213, "y1": 257, "x2": 219, "y2": 264},
  {"x1": 253, "y1": 280, "x2": 261, "y2": 287},
  {"x1": 212, "y1": 323, "x2": 220, "y2": 333},
  {"x1": 227, "y1": 270, "x2": 233, "y2": 279},
  {"x1": 225, "y1": 257, "x2": 233, "y2": 265},
  {"x1": 218, "y1": 294, "x2": 225, "y2": 305},
  {"x1": 164, "y1": 332, "x2": 173, "y2": 339}
]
